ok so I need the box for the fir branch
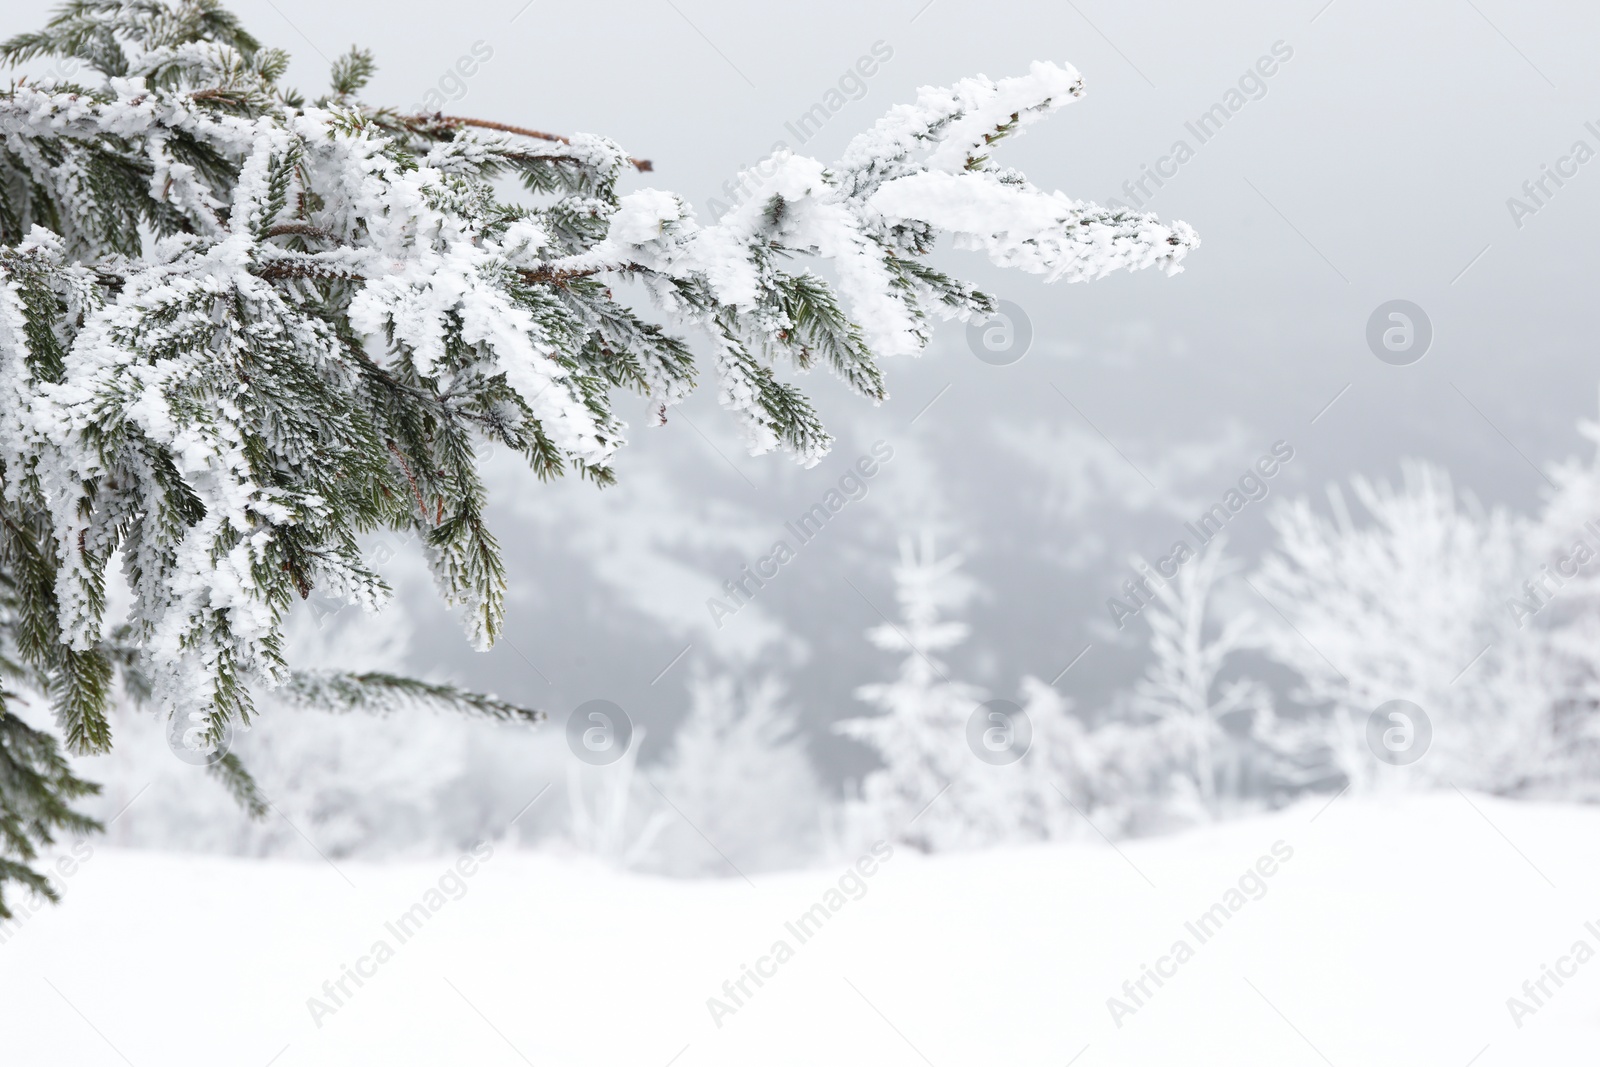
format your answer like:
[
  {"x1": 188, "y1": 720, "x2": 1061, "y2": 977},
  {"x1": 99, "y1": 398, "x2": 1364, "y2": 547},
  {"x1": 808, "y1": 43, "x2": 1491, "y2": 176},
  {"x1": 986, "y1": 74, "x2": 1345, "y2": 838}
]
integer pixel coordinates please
[
  {"x1": 0, "y1": 0, "x2": 1195, "y2": 912},
  {"x1": 281, "y1": 670, "x2": 542, "y2": 725},
  {"x1": 404, "y1": 114, "x2": 653, "y2": 172},
  {"x1": 0, "y1": 700, "x2": 101, "y2": 920},
  {"x1": 774, "y1": 271, "x2": 886, "y2": 402},
  {"x1": 207, "y1": 751, "x2": 268, "y2": 819},
  {"x1": 326, "y1": 46, "x2": 375, "y2": 102}
]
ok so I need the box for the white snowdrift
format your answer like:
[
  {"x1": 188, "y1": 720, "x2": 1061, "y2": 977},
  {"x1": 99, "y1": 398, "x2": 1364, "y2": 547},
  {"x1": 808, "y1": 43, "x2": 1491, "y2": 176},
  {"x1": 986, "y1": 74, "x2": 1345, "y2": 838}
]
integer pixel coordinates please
[{"x1": 2, "y1": 792, "x2": 1598, "y2": 1065}]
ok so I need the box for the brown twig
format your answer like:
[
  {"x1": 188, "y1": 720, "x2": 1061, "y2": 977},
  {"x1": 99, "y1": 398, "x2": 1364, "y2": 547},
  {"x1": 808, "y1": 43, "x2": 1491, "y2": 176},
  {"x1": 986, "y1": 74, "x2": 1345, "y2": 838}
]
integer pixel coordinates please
[
  {"x1": 265, "y1": 223, "x2": 340, "y2": 243},
  {"x1": 255, "y1": 258, "x2": 644, "y2": 290},
  {"x1": 281, "y1": 557, "x2": 312, "y2": 599},
  {"x1": 255, "y1": 261, "x2": 365, "y2": 282},
  {"x1": 408, "y1": 114, "x2": 652, "y2": 172},
  {"x1": 189, "y1": 87, "x2": 251, "y2": 103},
  {"x1": 386, "y1": 440, "x2": 432, "y2": 525},
  {"x1": 254, "y1": 259, "x2": 635, "y2": 289},
  {"x1": 518, "y1": 263, "x2": 645, "y2": 286}
]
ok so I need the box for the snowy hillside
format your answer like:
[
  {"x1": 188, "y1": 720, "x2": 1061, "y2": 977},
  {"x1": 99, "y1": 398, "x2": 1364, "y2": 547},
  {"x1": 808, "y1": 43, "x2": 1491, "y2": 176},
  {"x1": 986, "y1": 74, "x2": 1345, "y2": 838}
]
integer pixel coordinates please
[{"x1": 4, "y1": 792, "x2": 1597, "y2": 1066}]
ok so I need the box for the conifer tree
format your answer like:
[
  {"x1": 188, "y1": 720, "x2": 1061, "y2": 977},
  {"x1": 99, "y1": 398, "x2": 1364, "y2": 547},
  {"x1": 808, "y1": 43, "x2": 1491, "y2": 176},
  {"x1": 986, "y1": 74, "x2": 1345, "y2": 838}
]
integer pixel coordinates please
[
  {"x1": 0, "y1": 0, "x2": 1197, "y2": 912},
  {"x1": 835, "y1": 535, "x2": 986, "y2": 851},
  {"x1": 1131, "y1": 537, "x2": 1267, "y2": 813},
  {"x1": 648, "y1": 665, "x2": 822, "y2": 875},
  {"x1": 837, "y1": 536, "x2": 1097, "y2": 850}
]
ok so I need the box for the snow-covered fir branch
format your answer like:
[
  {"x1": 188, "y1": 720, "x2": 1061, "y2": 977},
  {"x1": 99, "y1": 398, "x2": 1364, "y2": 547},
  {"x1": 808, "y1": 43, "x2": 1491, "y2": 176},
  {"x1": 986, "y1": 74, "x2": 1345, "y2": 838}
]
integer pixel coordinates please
[{"x1": 0, "y1": 0, "x2": 1196, "y2": 911}]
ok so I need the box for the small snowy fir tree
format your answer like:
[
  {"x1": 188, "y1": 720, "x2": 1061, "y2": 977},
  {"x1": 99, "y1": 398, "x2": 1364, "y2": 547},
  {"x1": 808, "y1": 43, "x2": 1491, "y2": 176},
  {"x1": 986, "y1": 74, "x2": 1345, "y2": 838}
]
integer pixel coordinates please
[
  {"x1": 838, "y1": 537, "x2": 1096, "y2": 850},
  {"x1": 836, "y1": 535, "x2": 984, "y2": 851},
  {"x1": 1129, "y1": 537, "x2": 1268, "y2": 815},
  {"x1": 1005, "y1": 673, "x2": 1095, "y2": 841},
  {"x1": 647, "y1": 665, "x2": 823, "y2": 875},
  {"x1": 0, "y1": 0, "x2": 1196, "y2": 911}
]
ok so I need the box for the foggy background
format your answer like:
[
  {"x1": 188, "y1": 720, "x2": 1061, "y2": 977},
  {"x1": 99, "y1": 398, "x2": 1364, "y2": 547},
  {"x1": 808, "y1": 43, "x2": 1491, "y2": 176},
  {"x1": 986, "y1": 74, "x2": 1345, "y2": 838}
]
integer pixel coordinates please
[{"x1": 205, "y1": 0, "x2": 1596, "y2": 782}]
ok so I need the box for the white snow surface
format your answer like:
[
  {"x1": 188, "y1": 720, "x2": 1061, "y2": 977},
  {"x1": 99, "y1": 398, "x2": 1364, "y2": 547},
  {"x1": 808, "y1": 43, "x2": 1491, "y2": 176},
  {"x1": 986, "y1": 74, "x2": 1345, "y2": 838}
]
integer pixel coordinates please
[{"x1": 3, "y1": 792, "x2": 1597, "y2": 1064}]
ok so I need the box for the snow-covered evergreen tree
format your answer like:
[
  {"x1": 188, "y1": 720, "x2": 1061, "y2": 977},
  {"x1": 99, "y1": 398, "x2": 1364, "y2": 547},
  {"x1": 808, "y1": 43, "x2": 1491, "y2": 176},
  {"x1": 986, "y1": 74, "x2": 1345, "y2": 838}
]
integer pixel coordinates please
[
  {"x1": 1130, "y1": 537, "x2": 1268, "y2": 814},
  {"x1": 836, "y1": 535, "x2": 1090, "y2": 850},
  {"x1": 1252, "y1": 464, "x2": 1555, "y2": 794},
  {"x1": 1006, "y1": 673, "x2": 1096, "y2": 839},
  {"x1": 647, "y1": 665, "x2": 823, "y2": 875},
  {"x1": 835, "y1": 535, "x2": 984, "y2": 851},
  {"x1": 0, "y1": 0, "x2": 1196, "y2": 911}
]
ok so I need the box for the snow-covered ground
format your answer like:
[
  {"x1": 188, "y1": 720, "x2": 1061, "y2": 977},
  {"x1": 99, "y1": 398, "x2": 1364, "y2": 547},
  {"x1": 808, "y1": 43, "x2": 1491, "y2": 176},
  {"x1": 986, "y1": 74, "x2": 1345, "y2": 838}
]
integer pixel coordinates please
[{"x1": 4, "y1": 792, "x2": 1598, "y2": 1065}]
